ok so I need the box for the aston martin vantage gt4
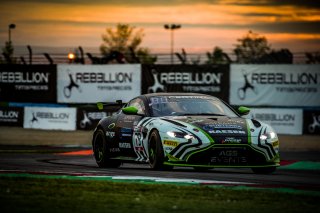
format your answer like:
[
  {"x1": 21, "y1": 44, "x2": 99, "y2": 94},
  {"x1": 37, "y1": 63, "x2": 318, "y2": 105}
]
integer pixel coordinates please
[{"x1": 92, "y1": 93, "x2": 280, "y2": 174}]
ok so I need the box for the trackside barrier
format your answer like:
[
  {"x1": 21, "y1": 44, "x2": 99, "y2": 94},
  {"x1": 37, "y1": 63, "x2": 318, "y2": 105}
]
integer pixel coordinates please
[
  {"x1": 303, "y1": 109, "x2": 320, "y2": 135},
  {"x1": 0, "y1": 65, "x2": 57, "y2": 103},
  {"x1": 57, "y1": 64, "x2": 141, "y2": 103},
  {"x1": 1, "y1": 105, "x2": 318, "y2": 134},
  {"x1": 230, "y1": 64, "x2": 320, "y2": 107},
  {"x1": 23, "y1": 107, "x2": 76, "y2": 131},
  {"x1": 142, "y1": 64, "x2": 230, "y2": 102},
  {"x1": 0, "y1": 106, "x2": 23, "y2": 127},
  {"x1": 0, "y1": 64, "x2": 319, "y2": 134},
  {"x1": 244, "y1": 108, "x2": 303, "y2": 135}
]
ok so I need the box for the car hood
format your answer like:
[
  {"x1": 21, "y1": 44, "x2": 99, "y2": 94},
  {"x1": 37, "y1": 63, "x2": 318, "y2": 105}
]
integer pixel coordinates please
[{"x1": 164, "y1": 115, "x2": 251, "y2": 144}]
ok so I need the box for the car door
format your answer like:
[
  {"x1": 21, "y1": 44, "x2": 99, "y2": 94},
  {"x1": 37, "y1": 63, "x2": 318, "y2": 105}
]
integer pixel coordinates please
[{"x1": 115, "y1": 98, "x2": 146, "y2": 158}]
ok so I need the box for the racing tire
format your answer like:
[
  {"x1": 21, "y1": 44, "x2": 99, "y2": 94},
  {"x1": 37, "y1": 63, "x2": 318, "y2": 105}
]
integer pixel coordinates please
[
  {"x1": 93, "y1": 129, "x2": 121, "y2": 168},
  {"x1": 148, "y1": 130, "x2": 173, "y2": 171},
  {"x1": 251, "y1": 166, "x2": 276, "y2": 174}
]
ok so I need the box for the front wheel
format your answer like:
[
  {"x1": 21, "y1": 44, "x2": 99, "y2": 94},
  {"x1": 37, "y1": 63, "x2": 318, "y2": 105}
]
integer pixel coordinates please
[
  {"x1": 92, "y1": 129, "x2": 121, "y2": 168},
  {"x1": 148, "y1": 130, "x2": 173, "y2": 171},
  {"x1": 251, "y1": 167, "x2": 276, "y2": 174}
]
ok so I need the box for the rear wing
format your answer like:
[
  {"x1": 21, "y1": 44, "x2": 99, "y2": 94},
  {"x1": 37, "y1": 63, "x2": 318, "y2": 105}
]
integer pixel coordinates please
[{"x1": 97, "y1": 100, "x2": 125, "y2": 111}]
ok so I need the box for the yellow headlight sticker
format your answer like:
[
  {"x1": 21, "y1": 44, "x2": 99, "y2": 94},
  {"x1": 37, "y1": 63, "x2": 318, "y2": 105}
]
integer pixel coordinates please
[
  {"x1": 272, "y1": 140, "x2": 279, "y2": 147},
  {"x1": 163, "y1": 140, "x2": 179, "y2": 147}
]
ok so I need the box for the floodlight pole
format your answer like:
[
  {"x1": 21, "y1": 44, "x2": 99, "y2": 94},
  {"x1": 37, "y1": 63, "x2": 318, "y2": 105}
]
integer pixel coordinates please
[
  {"x1": 8, "y1": 24, "x2": 16, "y2": 43},
  {"x1": 164, "y1": 24, "x2": 181, "y2": 64}
]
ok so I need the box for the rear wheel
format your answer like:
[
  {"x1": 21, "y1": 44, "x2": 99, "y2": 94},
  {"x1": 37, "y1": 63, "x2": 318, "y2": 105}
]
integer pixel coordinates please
[
  {"x1": 93, "y1": 129, "x2": 121, "y2": 168},
  {"x1": 251, "y1": 166, "x2": 276, "y2": 174},
  {"x1": 148, "y1": 130, "x2": 173, "y2": 170}
]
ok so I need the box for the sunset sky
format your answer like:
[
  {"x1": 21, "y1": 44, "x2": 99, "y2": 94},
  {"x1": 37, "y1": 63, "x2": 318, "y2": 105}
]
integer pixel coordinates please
[{"x1": 0, "y1": 0, "x2": 319, "y2": 54}]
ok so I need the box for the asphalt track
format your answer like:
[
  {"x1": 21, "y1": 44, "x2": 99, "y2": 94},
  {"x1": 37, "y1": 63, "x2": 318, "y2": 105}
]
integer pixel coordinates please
[{"x1": 0, "y1": 146, "x2": 320, "y2": 193}]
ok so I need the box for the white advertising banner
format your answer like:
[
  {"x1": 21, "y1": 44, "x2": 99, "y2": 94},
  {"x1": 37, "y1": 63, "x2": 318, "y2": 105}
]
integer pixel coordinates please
[
  {"x1": 23, "y1": 107, "x2": 76, "y2": 130},
  {"x1": 245, "y1": 108, "x2": 303, "y2": 135},
  {"x1": 230, "y1": 65, "x2": 320, "y2": 106},
  {"x1": 57, "y1": 64, "x2": 141, "y2": 103}
]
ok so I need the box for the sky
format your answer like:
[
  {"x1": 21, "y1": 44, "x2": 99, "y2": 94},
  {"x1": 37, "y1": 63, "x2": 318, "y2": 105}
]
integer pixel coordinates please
[{"x1": 0, "y1": 0, "x2": 320, "y2": 54}]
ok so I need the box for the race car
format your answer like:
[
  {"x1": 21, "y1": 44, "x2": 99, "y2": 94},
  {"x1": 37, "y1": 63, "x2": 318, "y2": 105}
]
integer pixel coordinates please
[{"x1": 92, "y1": 93, "x2": 280, "y2": 174}]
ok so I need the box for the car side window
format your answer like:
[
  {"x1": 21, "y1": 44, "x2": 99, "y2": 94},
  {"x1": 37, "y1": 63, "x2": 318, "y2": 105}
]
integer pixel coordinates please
[{"x1": 128, "y1": 98, "x2": 146, "y2": 115}]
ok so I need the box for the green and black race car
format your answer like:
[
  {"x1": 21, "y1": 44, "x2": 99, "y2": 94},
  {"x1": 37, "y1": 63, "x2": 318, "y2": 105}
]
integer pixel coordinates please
[{"x1": 92, "y1": 93, "x2": 280, "y2": 174}]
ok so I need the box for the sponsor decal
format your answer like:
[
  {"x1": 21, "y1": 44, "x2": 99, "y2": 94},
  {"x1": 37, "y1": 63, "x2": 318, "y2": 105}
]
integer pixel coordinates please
[
  {"x1": 159, "y1": 72, "x2": 222, "y2": 84},
  {"x1": 63, "y1": 70, "x2": 82, "y2": 98},
  {"x1": 0, "y1": 110, "x2": 18, "y2": 121},
  {"x1": 119, "y1": 142, "x2": 131, "y2": 149},
  {"x1": 165, "y1": 147, "x2": 174, "y2": 152},
  {"x1": 143, "y1": 65, "x2": 229, "y2": 100},
  {"x1": 123, "y1": 115, "x2": 136, "y2": 121},
  {"x1": 135, "y1": 146, "x2": 144, "y2": 151},
  {"x1": 0, "y1": 66, "x2": 56, "y2": 102},
  {"x1": 163, "y1": 140, "x2": 179, "y2": 147},
  {"x1": 121, "y1": 133, "x2": 132, "y2": 137},
  {"x1": 77, "y1": 109, "x2": 112, "y2": 130},
  {"x1": 108, "y1": 123, "x2": 116, "y2": 129},
  {"x1": 106, "y1": 131, "x2": 115, "y2": 138},
  {"x1": 221, "y1": 137, "x2": 242, "y2": 144},
  {"x1": 303, "y1": 110, "x2": 320, "y2": 135},
  {"x1": 211, "y1": 148, "x2": 247, "y2": 164},
  {"x1": 211, "y1": 156, "x2": 247, "y2": 164},
  {"x1": 120, "y1": 127, "x2": 132, "y2": 137},
  {"x1": 121, "y1": 127, "x2": 131, "y2": 133},
  {"x1": 237, "y1": 69, "x2": 258, "y2": 100},
  {"x1": 0, "y1": 71, "x2": 49, "y2": 83},
  {"x1": 0, "y1": 107, "x2": 23, "y2": 126},
  {"x1": 254, "y1": 113, "x2": 295, "y2": 122},
  {"x1": 203, "y1": 124, "x2": 243, "y2": 131},
  {"x1": 33, "y1": 112, "x2": 70, "y2": 120},
  {"x1": 149, "y1": 71, "x2": 222, "y2": 93},
  {"x1": 230, "y1": 65, "x2": 320, "y2": 106},
  {"x1": 308, "y1": 114, "x2": 320, "y2": 134},
  {"x1": 246, "y1": 108, "x2": 303, "y2": 135},
  {"x1": 208, "y1": 130, "x2": 246, "y2": 134},
  {"x1": 23, "y1": 107, "x2": 76, "y2": 130},
  {"x1": 79, "y1": 111, "x2": 92, "y2": 128},
  {"x1": 147, "y1": 69, "x2": 164, "y2": 93},
  {"x1": 63, "y1": 71, "x2": 133, "y2": 98},
  {"x1": 272, "y1": 141, "x2": 279, "y2": 147},
  {"x1": 109, "y1": 148, "x2": 120, "y2": 152},
  {"x1": 57, "y1": 65, "x2": 141, "y2": 103}
]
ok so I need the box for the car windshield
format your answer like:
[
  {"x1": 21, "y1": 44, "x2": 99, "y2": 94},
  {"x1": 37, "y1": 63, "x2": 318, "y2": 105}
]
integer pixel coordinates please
[{"x1": 149, "y1": 96, "x2": 238, "y2": 117}]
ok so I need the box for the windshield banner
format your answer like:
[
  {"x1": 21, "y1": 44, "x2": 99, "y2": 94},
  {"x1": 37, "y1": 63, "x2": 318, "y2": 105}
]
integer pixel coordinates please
[
  {"x1": 230, "y1": 65, "x2": 320, "y2": 107},
  {"x1": 57, "y1": 64, "x2": 141, "y2": 103},
  {"x1": 142, "y1": 65, "x2": 229, "y2": 102},
  {"x1": 244, "y1": 108, "x2": 303, "y2": 135}
]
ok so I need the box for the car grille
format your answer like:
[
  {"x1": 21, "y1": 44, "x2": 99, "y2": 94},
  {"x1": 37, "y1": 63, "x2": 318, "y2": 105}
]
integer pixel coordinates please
[{"x1": 187, "y1": 145, "x2": 267, "y2": 166}]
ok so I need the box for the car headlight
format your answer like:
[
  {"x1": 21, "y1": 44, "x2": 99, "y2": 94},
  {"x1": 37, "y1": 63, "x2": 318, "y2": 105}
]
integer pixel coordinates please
[
  {"x1": 259, "y1": 131, "x2": 277, "y2": 140},
  {"x1": 167, "y1": 131, "x2": 194, "y2": 140}
]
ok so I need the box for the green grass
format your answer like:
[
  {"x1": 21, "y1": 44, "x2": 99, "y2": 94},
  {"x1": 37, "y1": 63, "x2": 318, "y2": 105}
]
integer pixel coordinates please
[{"x1": 0, "y1": 177, "x2": 319, "y2": 213}]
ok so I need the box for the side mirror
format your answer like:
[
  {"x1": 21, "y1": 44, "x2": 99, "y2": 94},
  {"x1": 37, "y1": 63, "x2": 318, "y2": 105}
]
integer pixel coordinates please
[
  {"x1": 238, "y1": 106, "x2": 250, "y2": 116},
  {"x1": 97, "y1": 102, "x2": 104, "y2": 110},
  {"x1": 122, "y1": 106, "x2": 138, "y2": 115}
]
